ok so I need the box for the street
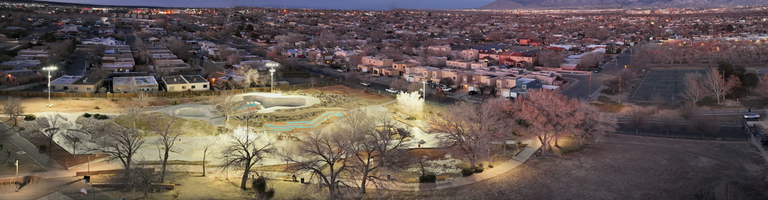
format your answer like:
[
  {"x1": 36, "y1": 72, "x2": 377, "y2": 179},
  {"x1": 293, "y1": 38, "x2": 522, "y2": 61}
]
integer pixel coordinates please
[{"x1": 559, "y1": 49, "x2": 633, "y2": 100}]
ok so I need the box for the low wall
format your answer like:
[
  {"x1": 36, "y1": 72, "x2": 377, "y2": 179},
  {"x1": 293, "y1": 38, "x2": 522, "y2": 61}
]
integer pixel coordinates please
[{"x1": 0, "y1": 81, "x2": 338, "y2": 99}]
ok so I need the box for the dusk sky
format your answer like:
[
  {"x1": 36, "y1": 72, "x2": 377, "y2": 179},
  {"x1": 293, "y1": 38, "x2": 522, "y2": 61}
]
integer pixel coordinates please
[{"x1": 41, "y1": 0, "x2": 496, "y2": 10}]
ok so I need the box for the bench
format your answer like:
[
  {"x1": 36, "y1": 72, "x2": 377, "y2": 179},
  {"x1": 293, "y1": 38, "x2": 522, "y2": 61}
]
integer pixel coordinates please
[{"x1": 435, "y1": 175, "x2": 451, "y2": 181}]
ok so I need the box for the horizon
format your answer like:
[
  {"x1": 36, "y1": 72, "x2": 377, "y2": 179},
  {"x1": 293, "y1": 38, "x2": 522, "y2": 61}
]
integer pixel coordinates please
[{"x1": 38, "y1": 0, "x2": 497, "y2": 10}]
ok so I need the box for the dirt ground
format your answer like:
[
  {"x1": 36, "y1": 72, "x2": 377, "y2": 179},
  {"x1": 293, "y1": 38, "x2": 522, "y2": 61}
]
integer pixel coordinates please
[
  {"x1": 10, "y1": 97, "x2": 126, "y2": 114},
  {"x1": 303, "y1": 85, "x2": 395, "y2": 104},
  {"x1": 379, "y1": 134, "x2": 768, "y2": 200},
  {"x1": 98, "y1": 172, "x2": 253, "y2": 200}
]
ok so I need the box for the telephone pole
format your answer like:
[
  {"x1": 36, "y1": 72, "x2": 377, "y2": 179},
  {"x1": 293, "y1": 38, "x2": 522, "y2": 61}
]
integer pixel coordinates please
[{"x1": 618, "y1": 76, "x2": 622, "y2": 105}]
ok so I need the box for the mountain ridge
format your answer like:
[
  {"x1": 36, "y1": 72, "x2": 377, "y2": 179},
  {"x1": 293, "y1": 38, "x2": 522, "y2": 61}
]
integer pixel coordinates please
[{"x1": 480, "y1": 0, "x2": 767, "y2": 9}]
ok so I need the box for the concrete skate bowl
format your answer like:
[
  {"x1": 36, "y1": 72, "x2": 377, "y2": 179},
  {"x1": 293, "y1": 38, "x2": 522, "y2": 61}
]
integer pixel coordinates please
[
  {"x1": 235, "y1": 93, "x2": 320, "y2": 113},
  {"x1": 241, "y1": 95, "x2": 307, "y2": 108},
  {"x1": 174, "y1": 107, "x2": 213, "y2": 118}
]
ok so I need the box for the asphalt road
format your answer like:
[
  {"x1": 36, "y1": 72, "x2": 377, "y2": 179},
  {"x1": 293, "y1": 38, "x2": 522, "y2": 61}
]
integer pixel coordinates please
[{"x1": 560, "y1": 49, "x2": 633, "y2": 100}]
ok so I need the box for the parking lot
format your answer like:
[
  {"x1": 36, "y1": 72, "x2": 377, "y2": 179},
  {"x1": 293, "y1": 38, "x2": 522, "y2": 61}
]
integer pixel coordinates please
[{"x1": 631, "y1": 69, "x2": 707, "y2": 101}]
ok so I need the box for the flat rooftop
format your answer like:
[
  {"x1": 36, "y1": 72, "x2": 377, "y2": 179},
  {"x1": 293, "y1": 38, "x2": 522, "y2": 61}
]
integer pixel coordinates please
[
  {"x1": 163, "y1": 75, "x2": 188, "y2": 85},
  {"x1": 113, "y1": 76, "x2": 158, "y2": 86},
  {"x1": 51, "y1": 75, "x2": 82, "y2": 84},
  {"x1": 183, "y1": 75, "x2": 208, "y2": 83}
]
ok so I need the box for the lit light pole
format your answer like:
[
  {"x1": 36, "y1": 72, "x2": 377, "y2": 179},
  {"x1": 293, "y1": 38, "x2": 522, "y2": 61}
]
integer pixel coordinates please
[
  {"x1": 42, "y1": 66, "x2": 57, "y2": 107},
  {"x1": 14, "y1": 158, "x2": 19, "y2": 192},
  {"x1": 422, "y1": 80, "x2": 426, "y2": 99},
  {"x1": 266, "y1": 62, "x2": 279, "y2": 92},
  {"x1": 87, "y1": 153, "x2": 92, "y2": 176}
]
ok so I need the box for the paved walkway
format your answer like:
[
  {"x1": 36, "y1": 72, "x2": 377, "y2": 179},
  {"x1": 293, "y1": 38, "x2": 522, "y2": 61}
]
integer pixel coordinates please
[
  {"x1": 0, "y1": 123, "x2": 65, "y2": 171},
  {"x1": 372, "y1": 139, "x2": 541, "y2": 191}
]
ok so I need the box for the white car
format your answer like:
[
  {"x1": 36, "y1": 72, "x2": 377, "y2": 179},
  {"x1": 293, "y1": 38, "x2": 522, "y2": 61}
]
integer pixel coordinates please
[
  {"x1": 743, "y1": 113, "x2": 761, "y2": 119},
  {"x1": 386, "y1": 88, "x2": 399, "y2": 93},
  {"x1": 360, "y1": 82, "x2": 371, "y2": 86},
  {"x1": 441, "y1": 86, "x2": 452, "y2": 92}
]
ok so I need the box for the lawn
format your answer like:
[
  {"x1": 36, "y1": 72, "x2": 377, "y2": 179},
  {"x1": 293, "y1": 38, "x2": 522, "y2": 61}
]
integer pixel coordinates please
[{"x1": 113, "y1": 112, "x2": 219, "y2": 137}]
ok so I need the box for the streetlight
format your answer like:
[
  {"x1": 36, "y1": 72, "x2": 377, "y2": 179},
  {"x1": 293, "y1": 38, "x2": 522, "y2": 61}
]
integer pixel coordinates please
[
  {"x1": 42, "y1": 66, "x2": 57, "y2": 107},
  {"x1": 266, "y1": 62, "x2": 279, "y2": 93},
  {"x1": 14, "y1": 158, "x2": 19, "y2": 192},
  {"x1": 422, "y1": 80, "x2": 426, "y2": 99}
]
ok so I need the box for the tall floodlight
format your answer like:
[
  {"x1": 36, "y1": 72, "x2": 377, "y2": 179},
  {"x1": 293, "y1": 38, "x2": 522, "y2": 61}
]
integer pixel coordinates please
[
  {"x1": 266, "y1": 62, "x2": 279, "y2": 92},
  {"x1": 42, "y1": 66, "x2": 58, "y2": 107}
]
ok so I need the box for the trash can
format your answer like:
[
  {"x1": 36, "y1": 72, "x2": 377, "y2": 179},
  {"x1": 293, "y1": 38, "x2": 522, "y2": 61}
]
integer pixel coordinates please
[{"x1": 300, "y1": 177, "x2": 304, "y2": 184}]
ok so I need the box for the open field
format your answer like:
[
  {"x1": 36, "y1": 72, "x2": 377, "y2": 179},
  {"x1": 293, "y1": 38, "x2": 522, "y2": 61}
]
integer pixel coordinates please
[{"x1": 379, "y1": 134, "x2": 768, "y2": 200}]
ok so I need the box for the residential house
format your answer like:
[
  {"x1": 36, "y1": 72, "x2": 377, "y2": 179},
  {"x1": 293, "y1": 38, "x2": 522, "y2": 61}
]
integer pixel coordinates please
[
  {"x1": 508, "y1": 78, "x2": 543, "y2": 98},
  {"x1": 49, "y1": 75, "x2": 82, "y2": 92},
  {"x1": 499, "y1": 52, "x2": 537, "y2": 67},
  {"x1": 162, "y1": 75, "x2": 210, "y2": 92},
  {"x1": 392, "y1": 61, "x2": 418, "y2": 76},
  {"x1": 460, "y1": 49, "x2": 479, "y2": 61},
  {"x1": 446, "y1": 60, "x2": 471, "y2": 69},
  {"x1": 357, "y1": 56, "x2": 393, "y2": 72},
  {"x1": 112, "y1": 76, "x2": 159, "y2": 93},
  {"x1": 70, "y1": 77, "x2": 104, "y2": 93},
  {"x1": 0, "y1": 69, "x2": 43, "y2": 86},
  {"x1": 495, "y1": 76, "x2": 518, "y2": 97}
]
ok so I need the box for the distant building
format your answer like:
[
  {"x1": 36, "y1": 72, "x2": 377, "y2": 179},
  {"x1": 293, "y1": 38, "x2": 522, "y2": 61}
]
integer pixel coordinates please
[
  {"x1": 162, "y1": 75, "x2": 210, "y2": 92},
  {"x1": 113, "y1": 76, "x2": 158, "y2": 93}
]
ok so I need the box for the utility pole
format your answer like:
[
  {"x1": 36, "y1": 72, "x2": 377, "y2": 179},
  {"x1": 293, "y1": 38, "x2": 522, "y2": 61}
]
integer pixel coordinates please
[
  {"x1": 736, "y1": 98, "x2": 740, "y2": 125},
  {"x1": 618, "y1": 76, "x2": 622, "y2": 105},
  {"x1": 588, "y1": 72, "x2": 592, "y2": 99}
]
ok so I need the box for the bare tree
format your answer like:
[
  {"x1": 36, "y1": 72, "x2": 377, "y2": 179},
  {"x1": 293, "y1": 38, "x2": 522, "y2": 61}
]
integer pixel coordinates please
[
  {"x1": 342, "y1": 110, "x2": 407, "y2": 194},
  {"x1": 427, "y1": 98, "x2": 510, "y2": 168},
  {"x1": 133, "y1": 91, "x2": 155, "y2": 108},
  {"x1": 679, "y1": 73, "x2": 709, "y2": 107},
  {"x1": 578, "y1": 53, "x2": 603, "y2": 69},
  {"x1": 575, "y1": 103, "x2": 618, "y2": 147},
  {"x1": 37, "y1": 114, "x2": 71, "y2": 155},
  {"x1": 148, "y1": 114, "x2": 182, "y2": 183},
  {"x1": 2, "y1": 97, "x2": 24, "y2": 126},
  {"x1": 63, "y1": 130, "x2": 88, "y2": 156},
  {"x1": 282, "y1": 130, "x2": 354, "y2": 199},
  {"x1": 758, "y1": 73, "x2": 768, "y2": 97},
  {"x1": 389, "y1": 79, "x2": 409, "y2": 91},
  {"x1": 537, "y1": 50, "x2": 565, "y2": 68},
  {"x1": 703, "y1": 67, "x2": 738, "y2": 104},
  {"x1": 215, "y1": 91, "x2": 240, "y2": 123},
  {"x1": 658, "y1": 115, "x2": 679, "y2": 136},
  {"x1": 688, "y1": 116, "x2": 721, "y2": 139},
  {"x1": 236, "y1": 64, "x2": 260, "y2": 88},
  {"x1": 513, "y1": 90, "x2": 583, "y2": 154},
  {"x1": 626, "y1": 107, "x2": 649, "y2": 134},
  {"x1": 220, "y1": 126, "x2": 274, "y2": 190},
  {"x1": 201, "y1": 136, "x2": 218, "y2": 177},
  {"x1": 406, "y1": 82, "x2": 422, "y2": 93},
  {"x1": 95, "y1": 124, "x2": 144, "y2": 170}
]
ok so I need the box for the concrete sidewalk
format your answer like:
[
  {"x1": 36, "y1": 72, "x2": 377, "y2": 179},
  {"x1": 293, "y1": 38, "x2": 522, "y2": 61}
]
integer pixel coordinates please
[
  {"x1": 0, "y1": 123, "x2": 65, "y2": 171},
  {"x1": 382, "y1": 139, "x2": 541, "y2": 191}
]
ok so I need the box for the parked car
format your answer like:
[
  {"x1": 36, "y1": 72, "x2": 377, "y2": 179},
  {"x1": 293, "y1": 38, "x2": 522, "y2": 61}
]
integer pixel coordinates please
[
  {"x1": 386, "y1": 88, "x2": 399, "y2": 93},
  {"x1": 593, "y1": 68, "x2": 603, "y2": 73},
  {"x1": 441, "y1": 86, "x2": 452, "y2": 92},
  {"x1": 468, "y1": 91, "x2": 478, "y2": 95},
  {"x1": 744, "y1": 113, "x2": 761, "y2": 119},
  {"x1": 337, "y1": 69, "x2": 346, "y2": 73},
  {"x1": 360, "y1": 82, "x2": 370, "y2": 87}
]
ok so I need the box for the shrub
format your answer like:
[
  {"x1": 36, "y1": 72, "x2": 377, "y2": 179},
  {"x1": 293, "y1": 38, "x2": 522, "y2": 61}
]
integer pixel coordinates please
[
  {"x1": 406, "y1": 116, "x2": 417, "y2": 120},
  {"x1": 83, "y1": 113, "x2": 92, "y2": 118},
  {"x1": 488, "y1": 163, "x2": 494, "y2": 168},
  {"x1": 418, "y1": 174, "x2": 436, "y2": 183},
  {"x1": 95, "y1": 114, "x2": 109, "y2": 120},
  {"x1": 170, "y1": 101, "x2": 180, "y2": 105},
  {"x1": 24, "y1": 114, "x2": 36, "y2": 121},
  {"x1": 94, "y1": 106, "x2": 100, "y2": 109},
  {"x1": 474, "y1": 166, "x2": 484, "y2": 173},
  {"x1": 38, "y1": 144, "x2": 47, "y2": 152},
  {"x1": 253, "y1": 177, "x2": 267, "y2": 193},
  {"x1": 93, "y1": 114, "x2": 100, "y2": 118},
  {"x1": 461, "y1": 168, "x2": 474, "y2": 177}
]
